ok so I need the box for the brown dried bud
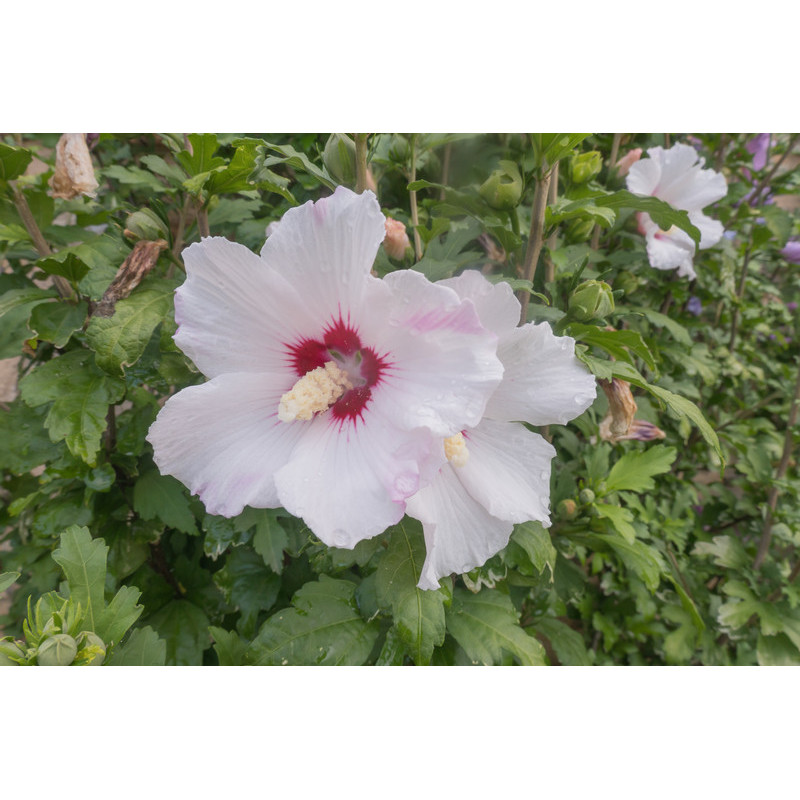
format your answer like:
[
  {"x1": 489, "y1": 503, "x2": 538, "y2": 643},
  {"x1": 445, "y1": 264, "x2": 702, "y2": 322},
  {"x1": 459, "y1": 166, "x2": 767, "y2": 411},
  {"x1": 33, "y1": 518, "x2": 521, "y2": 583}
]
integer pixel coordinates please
[
  {"x1": 49, "y1": 134, "x2": 99, "y2": 200},
  {"x1": 383, "y1": 218, "x2": 411, "y2": 260},
  {"x1": 598, "y1": 378, "x2": 666, "y2": 442},
  {"x1": 92, "y1": 239, "x2": 168, "y2": 317}
]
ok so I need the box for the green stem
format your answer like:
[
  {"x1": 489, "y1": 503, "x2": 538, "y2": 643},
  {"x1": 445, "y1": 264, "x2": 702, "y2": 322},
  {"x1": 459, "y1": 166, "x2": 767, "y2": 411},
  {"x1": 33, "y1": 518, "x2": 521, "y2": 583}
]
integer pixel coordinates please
[
  {"x1": 196, "y1": 199, "x2": 210, "y2": 238},
  {"x1": 517, "y1": 168, "x2": 553, "y2": 324},
  {"x1": 591, "y1": 133, "x2": 622, "y2": 250},
  {"x1": 409, "y1": 135, "x2": 423, "y2": 262},
  {"x1": 355, "y1": 134, "x2": 369, "y2": 194}
]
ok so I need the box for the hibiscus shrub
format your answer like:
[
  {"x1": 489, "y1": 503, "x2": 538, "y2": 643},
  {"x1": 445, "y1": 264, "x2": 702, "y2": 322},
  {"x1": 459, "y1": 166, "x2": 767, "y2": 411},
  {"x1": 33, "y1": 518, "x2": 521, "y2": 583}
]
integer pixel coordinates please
[{"x1": 1, "y1": 133, "x2": 799, "y2": 666}]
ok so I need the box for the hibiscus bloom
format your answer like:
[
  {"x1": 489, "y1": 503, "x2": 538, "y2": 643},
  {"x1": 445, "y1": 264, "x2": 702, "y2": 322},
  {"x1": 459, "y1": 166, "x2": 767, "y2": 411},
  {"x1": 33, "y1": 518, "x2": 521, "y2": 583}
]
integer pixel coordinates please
[
  {"x1": 626, "y1": 142, "x2": 727, "y2": 280},
  {"x1": 147, "y1": 187, "x2": 503, "y2": 547},
  {"x1": 405, "y1": 271, "x2": 597, "y2": 589}
]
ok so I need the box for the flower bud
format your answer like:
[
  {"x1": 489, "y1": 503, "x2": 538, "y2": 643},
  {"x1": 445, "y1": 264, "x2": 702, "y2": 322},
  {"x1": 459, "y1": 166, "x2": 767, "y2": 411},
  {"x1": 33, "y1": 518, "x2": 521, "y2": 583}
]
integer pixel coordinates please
[
  {"x1": 557, "y1": 498, "x2": 578, "y2": 520},
  {"x1": 578, "y1": 488, "x2": 595, "y2": 504},
  {"x1": 322, "y1": 134, "x2": 357, "y2": 186},
  {"x1": 597, "y1": 378, "x2": 667, "y2": 442},
  {"x1": 49, "y1": 133, "x2": 99, "y2": 200},
  {"x1": 566, "y1": 218, "x2": 596, "y2": 243},
  {"x1": 479, "y1": 160, "x2": 523, "y2": 210},
  {"x1": 781, "y1": 241, "x2": 800, "y2": 264},
  {"x1": 615, "y1": 148, "x2": 643, "y2": 177},
  {"x1": 568, "y1": 280, "x2": 615, "y2": 321},
  {"x1": 0, "y1": 639, "x2": 24, "y2": 666},
  {"x1": 75, "y1": 631, "x2": 107, "y2": 666},
  {"x1": 124, "y1": 208, "x2": 169, "y2": 242},
  {"x1": 570, "y1": 151, "x2": 603, "y2": 184},
  {"x1": 37, "y1": 633, "x2": 77, "y2": 666},
  {"x1": 614, "y1": 272, "x2": 640, "y2": 297},
  {"x1": 383, "y1": 218, "x2": 411, "y2": 260}
]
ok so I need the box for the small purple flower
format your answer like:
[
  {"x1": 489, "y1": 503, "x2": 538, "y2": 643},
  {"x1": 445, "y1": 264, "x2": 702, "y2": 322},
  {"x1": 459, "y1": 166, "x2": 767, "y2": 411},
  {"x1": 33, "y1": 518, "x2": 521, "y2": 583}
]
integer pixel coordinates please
[
  {"x1": 782, "y1": 242, "x2": 800, "y2": 264},
  {"x1": 723, "y1": 230, "x2": 736, "y2": 240},
  {"x1": 787, "y1": 301, "x2": 798, "y2": 312},
  {"x1": 687, "y1": 296, "x2": 703, "y2": 316},
  {"x1": 746, "y1": 133, "x2": 771, "y2": 171}
]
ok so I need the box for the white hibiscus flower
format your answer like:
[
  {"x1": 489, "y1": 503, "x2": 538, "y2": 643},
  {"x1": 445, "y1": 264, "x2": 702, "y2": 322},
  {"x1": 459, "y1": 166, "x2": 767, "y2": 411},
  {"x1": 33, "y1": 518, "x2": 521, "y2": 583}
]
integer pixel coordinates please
[
  {"x1": 405, "y1": 271, "x2": 597, "y2": 589},
  {"x1": 627, "y1": 142, "x2": 727, "y2": 280},
  {"x1": 147, "y1": 187, "x2": 503, "y2": 548}
]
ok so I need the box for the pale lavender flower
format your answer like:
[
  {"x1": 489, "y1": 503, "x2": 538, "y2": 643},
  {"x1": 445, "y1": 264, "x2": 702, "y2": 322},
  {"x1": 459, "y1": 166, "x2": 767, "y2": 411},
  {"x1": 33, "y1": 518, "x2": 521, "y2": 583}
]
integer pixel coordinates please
[
  {"x1": 781, "y1": 242, "x2": 800, "y2": 264},
  {"x1": 687, "y1": 296, "x2": 703, "y2": 316},
  {"x1": 746, "y1": 134, "x2": 771, "y2": 171}
]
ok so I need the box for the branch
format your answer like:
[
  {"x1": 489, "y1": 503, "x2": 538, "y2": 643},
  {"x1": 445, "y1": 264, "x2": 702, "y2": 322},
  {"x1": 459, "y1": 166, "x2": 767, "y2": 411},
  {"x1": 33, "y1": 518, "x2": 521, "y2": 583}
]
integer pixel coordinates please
[{"x1": 517, "y1": 168, "x2": 553, "y2": 324}]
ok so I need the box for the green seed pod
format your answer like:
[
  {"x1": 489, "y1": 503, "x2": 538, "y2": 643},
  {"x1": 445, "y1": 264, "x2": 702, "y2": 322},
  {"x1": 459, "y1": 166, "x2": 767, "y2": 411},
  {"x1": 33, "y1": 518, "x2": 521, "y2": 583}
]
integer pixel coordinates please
[
  {"x1": 614, "y1": 272, "x2": 640, "y2": 297},
  {"x1": 0, "y1": 639, "x2": 24, "y2": 666},
  {"x1": 557, "y1": 498, "x2": 579, "y2": 520},
  {"x1": 322, "y1": 133, "x2": 357, "y2": 187},
  {"x1": 579, "y1": 488, "x2": 596, "y2": 504},
  {"x1": 124, "y1": 208, "x2": 169, "y2": 242},
  {"x1": 565, "y1": 218, "x2": 596, "y2": 243},
  {"x1": 479, "y1": 160, "x2": 523, "y2": 210},
  {"x1": 570, "y1": 151, "x2": 603, "y2": 184},
  {"x1": 37, "y1": 634, "x2": 78, "y2": 667},
  {"x1": 568, "y1": 279, "x2": 615, "y2": 321}
]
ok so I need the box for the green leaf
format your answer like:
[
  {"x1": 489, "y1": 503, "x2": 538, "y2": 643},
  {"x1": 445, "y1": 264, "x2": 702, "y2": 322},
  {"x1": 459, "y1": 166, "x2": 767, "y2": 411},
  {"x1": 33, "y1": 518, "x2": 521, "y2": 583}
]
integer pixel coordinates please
[
  {"x1": 51, "y1": 525, "x2": 108, "y2": 633},
  {"x1": 414, "y1": 221, "x2": 483, "y2": 281},
  {"x1": 646, "y1": 384, "x2": 724, "y2": 465},
  {"x1": 594, "y1": 503, "x2": 637, "y2": 544},
  {"x1": 605, "y1": 445, "x2": 678, "y2": 493},
  {"x1": 214, "y1": 547, "x2": 280, "y2": 638},
  {"x1": 107, "y1": 626, "x2": 167, "y2": 666},
  {"x1": 248, "y1": 575, "x2": 379, "y2": 666},
  {"x1": 0, "y1": 572, "x2": 20, "y2": 593},
  {"x1": 103, "y1": 164, "x2": 170, "y2": 193},
  {"x1": 589, "y1": 534, "x2": 663, "y2": 592},
  {"x1": 95, "y1": 584, "x2": 143, "y2": 644},
  {"x1": 692, "y1": 535, "x2": 749, "y2": 571},
  {"x1": 19, "y1": 349, "x2": 125, "y2": 464},
  {"x1": 133, "y1": 469, "x2": 197, "y2": 535},
  {"x1": 761, "y1": 205, "x2": 793, "y2": 248},
  {"x1": 36, "y1": 253, "x2": 90, "y2": 285},
  {"x1": 176, "y1": 133, "x2": 224, "y2": 177},
  {"x1": 532, "y1": 134, "x2": 591, "y2": 172},
  {"x1": 0, "y1": 286, "x2": 57, "y2": 321},
  {"x1": 252, "y1": 513, "x2": 289, "y2": 574},
  {"x1": 568, "y1": 324, "x2": 657, "y2": 372},
  {"x1": 85, "y1": 277, "x2": 175, "y2": 375},
  {"x1": 210, "y1": 626, "x2": 248, "y2": 665},
  {"x1": 546, "y1": 197, "x2": 616, "y2": 228},
  {"x1": 0, "y1": 400, "x2": 63, "y2": 473},
  {"x1": 28, "y1": 300, "x2": 88, "y2": 347},
  {"x1": 628, "y1": 306, "x2": 692, "y2": 347},
  {"x1": 757, "y1": 633, "x2": 800, "y2": 666},
  {"x1": 375, "y1": 519, "x2": 447, "y2": 665},
  {"x1": 257, "y1": 141, "x2": 335, "y2": 190},
  {"x1": 446, "y1": 588, "x2": 546, "y2": 665},
  {"x1": 147, "y1": 599, "x2": 210, "y2": 665},
  {"x1": 595, "y1": 190, "x2": 701, "y2": 246},
  {"x1": 138, "y1": 154, "x2": 187, "y2": 187},
  {"x1": 509, "y1": 521, "x2": 557, "y2": 579},
  {"x1": 532, "y1": 616, "x2": 591, "y2": 665},
  {"x1": 0, "y1": 143, "x2": 33, "y2": 181}
]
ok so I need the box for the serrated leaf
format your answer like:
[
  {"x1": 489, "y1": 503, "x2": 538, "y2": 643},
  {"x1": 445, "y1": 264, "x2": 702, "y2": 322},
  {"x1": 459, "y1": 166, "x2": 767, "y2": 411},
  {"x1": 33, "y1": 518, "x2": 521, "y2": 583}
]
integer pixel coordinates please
[
  {"x1": 147, "y1": 599, "x2": 210, "y2": 665},
  {"x1": 532, "y1": 134, "x2": 591, "y2": 172},
  {"x1": 0, "y1": 286, "x2": 57, "y2": 320},
  {"x1": 0, "y1": 400, "x2": 62, "y2": 473},
  {"x1": 509, "y1": 521, "x2": 557, "y2": 579},
  {"x1": 36, "y1": 253, "x2": 90, "y2": 285},
  {"x1": 252, "y1": 513, "x2": 288, "y2": 574},
  {"x1": 138, "y1": 154, "x2": 187, "y2": 186},
  {"x1": 761, "y1": 205, "x2": 793, "y2": 248},
  {"x1": 594, "y1": 503, "x2": 637, "y2": 544},
  {"x1": 176, "y1": 133, "x2": 224, "y2": 177},
  {"x1": 248, "y1": 575, "x2": 378, "y2": 666},
  {"x1": 628, "y1": 306, "x2": 692, "y2": 347},
  {"x1": 568, "y1": 324, "x2": 657, "y2": 372},
  {"x1": 257, "y1": 141, "x2": 335, "y2": 190},
  {"x1": 0, "y1": 143, "x2": 33, "y2": 181},
  {"x1": 447, "y1": 588, "x2": 545, "y2": 665},
  {"x1": 85, "y1": 278, "x2": 175, "y2": 375},
  {"x1": 133, "y1": 469, "x2": 197, "y2": 535},
  {"x1": 103, "y1": 164, "x2": 170, "y2": 193},
  {"x1": 0, "y1": 572, "x2": 20, "y2": 593},
  {"x1": 757, "y1": 633, "x2": 800, "y2": 666},
  {"x1": 589, "y1": 533, "x2": 663, "y2": 592},
  {"x1": 51, "y1": 525, "x2": 108, "y2": 633},
  {"x1": 532, "y1": 616, "x2": 591, "y2": 665},
  {"x1": 595, "y1": 189, "x2": 701, "y2": 246},
  {"x1": 95, "y1": 585, "x2": 143, "y2": 644},
  {"x1": 546, "y1": 197, "x2": 616, "y2": 228},
  {"x1": 692, "y1": 535, "x2": 749, "y2": 570},
  {"x1": 107, "y1": 626, "x2": 166, "y2": 666},
  {"x1": 375, "y1": 519, "x2": 447, "y2": 665},
  {"x1": 19, "y1": 349, "x2": 125, "y2": 464},
  {"x1": 646, "y1": 384, "x2": 723, "y2": 465},
  {"x1": 605, "y1": 445, "x2": 678, "y2": 493},
  {"x1": 415, "y1": 220, "x2": 483, "y2": 281},
  {"x1": 28, "y1": 300, "x2": 87, "y2": 347},
  {"x1": 210, "y1": 626, "x2": 248, "y2": 665}
]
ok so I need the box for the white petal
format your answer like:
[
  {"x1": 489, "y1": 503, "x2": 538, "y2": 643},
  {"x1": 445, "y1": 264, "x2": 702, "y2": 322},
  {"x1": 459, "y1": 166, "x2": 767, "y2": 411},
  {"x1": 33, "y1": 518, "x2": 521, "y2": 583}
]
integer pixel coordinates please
[
  {"x1": 406, "y1": 464, "x2": 514, "y2": 590},
  {"x1": 438, "y1": 269, "x2": 520, "y2": 336},
  {"x1": 642, "y1": 219, "x2": 697, "y2": 278},
  {"x1": 483, "y1": 322, "x2": 596, "y2": 425},
  {"x1": 260, "y1": 186, "x2": 387, "y2": 323},
  {"x1": 175, "y1": 236, "x2": 318, "y2": 378},
  {"x1": 367, "y1": 269, "x2": 504, "y2": 436},
  {"x1": 146, "y1": 372, "x2": 305, "y2": 517},
  {"x1": 689, "y1": 210, "x2": 725, "y2": 250},
  {"x1": 626, "y1": 154, "x2": 662, "y2": 196},
  {"x1": 273, "y1": 407, "x2": 435, "y2": 549},
  {"x1": 457, "y1": 420, "x2": 555, "y2": 524}
]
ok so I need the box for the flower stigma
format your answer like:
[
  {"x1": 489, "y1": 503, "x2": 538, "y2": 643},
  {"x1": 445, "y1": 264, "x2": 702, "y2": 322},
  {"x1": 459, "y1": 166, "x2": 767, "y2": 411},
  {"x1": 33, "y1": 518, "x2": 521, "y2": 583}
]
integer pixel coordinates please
[
  {"x1": 278, "y1": 361, "x2": 353, "y2": 422},
  {"x1": 444, "y1": 432, "x2": 469, "y2": 467}
]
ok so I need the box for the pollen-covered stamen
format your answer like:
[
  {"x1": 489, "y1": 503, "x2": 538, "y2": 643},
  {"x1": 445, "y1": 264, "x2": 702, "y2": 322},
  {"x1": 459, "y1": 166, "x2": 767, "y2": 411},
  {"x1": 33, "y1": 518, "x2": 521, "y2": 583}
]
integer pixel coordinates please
[
  {"x1": 278, "y1": 361, "x2": 353, "y2": 423},
  {"x1": 444, "y1": 432, "x2": 469, "y2": 467}
]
